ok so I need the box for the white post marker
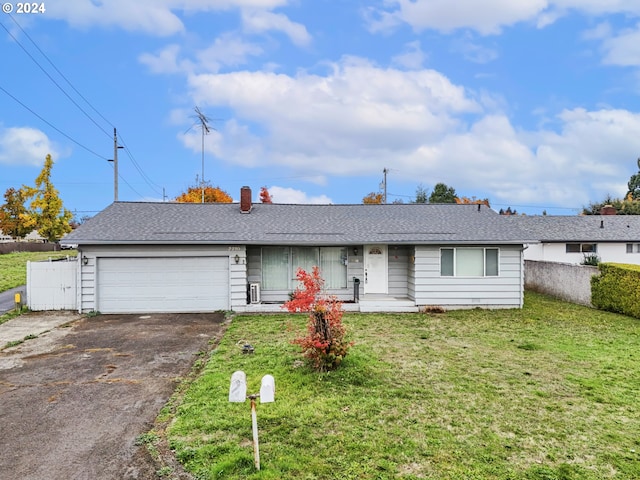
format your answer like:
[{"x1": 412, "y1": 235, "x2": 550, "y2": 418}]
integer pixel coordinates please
[
  {"x1": 228, "y1": 371, "x2": 247, "y2": 402},
  {"x1": 228, "y1": 372, "x2": 275, "y2": 470}
]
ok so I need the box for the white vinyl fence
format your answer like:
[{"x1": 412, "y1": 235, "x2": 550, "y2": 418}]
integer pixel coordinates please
[{"x1": 27, "y1": 258, "x2": 77, "y2": 310}]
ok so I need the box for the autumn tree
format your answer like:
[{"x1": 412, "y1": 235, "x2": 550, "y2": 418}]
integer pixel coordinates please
[
  {"x1": 414, "y1": 184, "x2": 428, "y2": 204},
  {"x1": 260, "y1": 186, "x2": 273, "y2": 203},
  {"x1": 283, "y1": 267, "x2": 354, "y2": 371},
  {"x1": 583, "y1": 194, "x2": 640, "y2": 215},
  {"x1": 584, "y1": 158, "x2": 640, "y2": 214},
  {"x1": 22, "y1": 154, "x2": 73, "y2": 242},
  {"x1": 175, "y1": 180, "x2": 232, "y2": 203},
  {"x1": 455, "y1": 196, "x2": 491, "y2": 207},
  {"x1": 0, "y1": 187, "x2": 31, "y2": 239},
  {"x1": 363, "y1": 192, "x2": 383, "y2": 204},
  {"x1": 428, "y1": 183, "x2": 457, "y2": 203}
]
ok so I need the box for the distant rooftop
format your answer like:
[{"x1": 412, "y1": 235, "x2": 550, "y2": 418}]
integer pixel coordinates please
[{"x1": 505, "y1": 215, "x2": 640, "y2": 242}]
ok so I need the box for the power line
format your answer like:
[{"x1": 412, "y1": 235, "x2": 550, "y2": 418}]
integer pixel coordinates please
[
  {"x1": 117, "y1": 133, "x2": 163, "y2": 195},
  {"x1": 5, "y1": 13, "x2": 114, "y2": 131},
  {"x1": 0, "y1": 84, "x2": 110, "y2": 161},
  {"x1": 2, "y1": 14, "x2": 163, "y2": 200},
  {"x1": 0, "y1": 17, "x2": 112, "y2": 139}
]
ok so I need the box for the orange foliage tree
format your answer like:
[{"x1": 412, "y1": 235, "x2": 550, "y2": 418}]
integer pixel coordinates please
[
  {"x1": 362, "y1": 192, "x2": 383, "y2": 204},
  {"x1": 175, "y1": 181, "x2": 232, "y2": 203},
  {"x1": 260, "y1": 186, "x2": 273, "y2": 203},
  {"x1": 455, "y1": 196, "x2": 491, "y2": 207},
  {"x1": 283, "y1": 267, "x2": 354, "y2": 371}
]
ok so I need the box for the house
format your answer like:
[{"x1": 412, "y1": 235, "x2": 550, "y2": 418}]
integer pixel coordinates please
[
  {"x1": 60, "y1": 187, "x2": 536, "y2": 314},
  {"x1": 0, "y1": 229, "x2": 12, "y2": 243},
  {"x1": 507, "y1": 214, "x2": 640, "y2": 265}
]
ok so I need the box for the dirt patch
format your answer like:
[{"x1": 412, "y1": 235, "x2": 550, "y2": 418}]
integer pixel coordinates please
[{"x1": 0, "y1": 312, "x2": 228, "y2": 479}]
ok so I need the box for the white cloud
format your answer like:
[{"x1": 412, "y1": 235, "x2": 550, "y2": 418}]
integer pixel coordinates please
[
  {"x1": 184, "y1": 56, "x2": 481, "y2": 177},
  {"x1": 268, "y1": 186, "x2": 332, "y2": 204},
  {"x1": 139, "y1": 44, "x2": 194, "y2": 74},
  {"x1": 601, "y1": 24, "x2": 640, "y2": 66},
  {"x1": 392, "y1": 41, "x2": 426, "y2": 69},
  {"x1": 47, "y1": 0, "x2": 299, "y2": 37},
  {"x1": 372, "y1": 0, "x2": 548, "y2": 35},
  {"x1": 450, "y1": 35, "x2": 498, "y2": 64},
  {"x1": 196, "y1": 33, "x2": 265, "y2": 71},
  {"x1": 368, "y1": 0, "x2": 640, "y2": 36},
  {"x1": 0, "y1": 127, "x2": 62, "y2": 166},
  {"x1": 241, "y1": 9, "x2": 311, "y2": 46},
  {"x1": 179, "y1": 55, "x2": 640, "y2": 209}
]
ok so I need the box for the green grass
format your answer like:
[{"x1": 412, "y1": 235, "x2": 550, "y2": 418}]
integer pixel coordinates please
[
  {"x1": 0, "y1": 250, "x2": 76, "y2": 292},
  {"x1": 166, "y1": 292, "x2": 640, "y2": 479}
]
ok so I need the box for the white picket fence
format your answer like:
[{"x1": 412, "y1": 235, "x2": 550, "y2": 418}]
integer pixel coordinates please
[{"x1": 26, "y1": 258, "x2": 77, "y2": 311}]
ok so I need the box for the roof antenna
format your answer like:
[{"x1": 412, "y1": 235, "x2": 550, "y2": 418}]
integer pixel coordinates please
[{"x1": 193, "y1": 106, "x2": 211, "y2": 204}]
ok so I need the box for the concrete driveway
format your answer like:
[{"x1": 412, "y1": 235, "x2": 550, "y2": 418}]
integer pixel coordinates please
[{"x1": 0, "y1": 311, "x2": 228, "y2": 480}]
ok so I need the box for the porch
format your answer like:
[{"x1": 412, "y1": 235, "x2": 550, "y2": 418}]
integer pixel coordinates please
[{"x1": 237, "y1": 295, "x2": 419, "y2": 313}]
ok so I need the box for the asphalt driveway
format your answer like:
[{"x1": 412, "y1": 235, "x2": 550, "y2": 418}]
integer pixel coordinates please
[{"x1": 0, "y1": 311, "x2": 228, "y2": 480}]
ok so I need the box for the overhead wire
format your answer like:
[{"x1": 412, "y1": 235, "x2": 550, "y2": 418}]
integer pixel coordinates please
[
  {"x1": 0, "y1": 84, "x2": 110, "y2": 161},
  {"x1": 5, "y1": 13, "x2": 115, "y2": 132},
  {"x1": 0, "y1": 18, "x2": 112, "y2": 140},
  {"x1": 1, "y1": 14, "x2": 163, "y2": 199}
]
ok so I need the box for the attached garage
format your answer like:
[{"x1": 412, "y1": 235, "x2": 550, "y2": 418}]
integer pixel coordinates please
[{"x1": 96, "y1": 256, "x2": 229, "y2": 313}]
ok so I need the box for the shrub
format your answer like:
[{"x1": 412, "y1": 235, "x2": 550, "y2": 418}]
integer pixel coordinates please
[
  {"x1": 283, "y1": 266, "x2": 354, "y2": 371},
  {"x1": 591, "y1": 263, "x2": 640, "y2": 318}
]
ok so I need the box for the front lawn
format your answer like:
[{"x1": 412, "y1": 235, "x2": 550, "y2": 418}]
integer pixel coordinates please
[
  {"x1": 164, "y1": 292, "x2": 640, "y2": 479},
  {"x1": 0, "y1": 250, "x2": 76, "y2": 292}
]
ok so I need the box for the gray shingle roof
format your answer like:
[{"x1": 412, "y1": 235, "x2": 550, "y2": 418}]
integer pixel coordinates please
[
  {"x1": 62, "y1": 202, "x2": 536, "y2": 246},
  {"x1": 504, "y1": 215, "x2": 640, "y2": 242}
]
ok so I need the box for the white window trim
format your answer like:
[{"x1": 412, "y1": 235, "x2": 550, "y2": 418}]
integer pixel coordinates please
[{"x1": 440, "y1": 247, "x2": 500, "y2": 277}]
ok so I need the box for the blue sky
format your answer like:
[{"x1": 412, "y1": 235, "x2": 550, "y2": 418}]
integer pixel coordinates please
[{"x1": 2, "y1": 0, "x2": 640, "y2": 219}]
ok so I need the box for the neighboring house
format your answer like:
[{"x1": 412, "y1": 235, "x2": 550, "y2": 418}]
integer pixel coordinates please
[
  {"x1": 0, "y1": 229, "x2": 12, "y2": 243},
  {"x1": 61, "y1": 187, "x2": 535, "y2": 314},
  {"x1": 508, "y1": 214, "x2": 640, "y2": 265},
  {"x1": 24, "y1": 230, "x2": 46, "y2": 242}
]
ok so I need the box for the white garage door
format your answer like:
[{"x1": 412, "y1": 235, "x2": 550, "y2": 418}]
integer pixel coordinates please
[{"x1": 97, "y1": 257, "x2": 229, "y2": 313}]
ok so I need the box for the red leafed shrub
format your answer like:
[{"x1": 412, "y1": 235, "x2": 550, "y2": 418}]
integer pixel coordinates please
[{"x1": 283, "y1": 266, "x2": 354, "y2": 371}]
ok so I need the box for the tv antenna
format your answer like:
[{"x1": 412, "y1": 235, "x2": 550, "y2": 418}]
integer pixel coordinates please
[{"x1": 193, "y1": 106, "x2": 211, "y2": 203}]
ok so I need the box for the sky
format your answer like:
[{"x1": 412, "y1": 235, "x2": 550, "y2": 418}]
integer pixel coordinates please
[{"x1": 2, "y1": 1, "x2": 640, "y2": 219}]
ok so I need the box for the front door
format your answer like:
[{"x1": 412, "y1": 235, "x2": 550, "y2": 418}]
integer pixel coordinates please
[{"x1": 364, "y1": 245, "x2": 388, "y2": 294}]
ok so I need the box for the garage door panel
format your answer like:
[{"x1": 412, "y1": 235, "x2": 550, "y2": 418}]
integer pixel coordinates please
[{"x1": 97, "y1": 257, "x2": 228, "y2": 313}]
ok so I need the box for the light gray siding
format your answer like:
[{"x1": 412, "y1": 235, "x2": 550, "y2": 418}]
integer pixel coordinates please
[
  {"x1": 388, "y1": 245, "x2": 410, "y2": 297},
  {"x1": 413, "y1": 245, "x2": 523, "y2": 309},
  {"x1": 78, "y1": 244, "x2": 246, "y2": 313},
  {"x1": 407, "y1": 246, "x2": 416, "y2": 300}
]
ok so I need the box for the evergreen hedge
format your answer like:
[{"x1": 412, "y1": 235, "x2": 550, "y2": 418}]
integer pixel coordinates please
[{"x1": 591, "y1": 263, "x2": 640, "y2": 318}]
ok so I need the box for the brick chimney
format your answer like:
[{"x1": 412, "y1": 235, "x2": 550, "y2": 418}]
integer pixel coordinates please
[
  {"x1": 600, "y1": 204, "x2": 617, "y2": 215},
  {"x1": 240, "y1": 186, "x2": 252, "y2": 213}
]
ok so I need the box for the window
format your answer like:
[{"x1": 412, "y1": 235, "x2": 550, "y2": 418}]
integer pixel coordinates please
[
  {"x1": 440, "y1": 248, "x2": 499, "y2": 277},
  {"x1": 566, "y1": 243, "x2": 597, "y2": 253},
  {"x1": 262, "y1": 246, "x2": 348, "y2": 290},
  {"x1": 627, "y1": 243, "x2": 640, "y2": 254},
  {"x1": 262, "y1": 247, "x2": 289, "y2": 290}
]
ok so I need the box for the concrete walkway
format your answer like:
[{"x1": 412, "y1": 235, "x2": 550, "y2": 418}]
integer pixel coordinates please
[{"x1": 0, "y1": 310, "x2": 81, "y2": 346}]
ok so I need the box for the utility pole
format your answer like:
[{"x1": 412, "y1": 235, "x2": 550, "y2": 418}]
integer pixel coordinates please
[
  {"x1": 382, "y1": 168, "x2": 388, "y2": 204},
  {"x1": 109, "y1": 128, "x2": 123, "y2": 202},
  {"x1": 194, "y1": 107, "x2": 211, "y2": 203}
]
